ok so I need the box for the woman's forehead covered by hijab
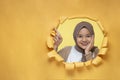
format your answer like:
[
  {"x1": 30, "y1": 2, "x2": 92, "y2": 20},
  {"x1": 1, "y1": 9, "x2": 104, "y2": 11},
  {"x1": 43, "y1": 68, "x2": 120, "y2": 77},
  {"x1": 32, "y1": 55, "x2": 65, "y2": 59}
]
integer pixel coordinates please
[{"x1": 73, "y1": 21, "x2": 94, "y2": 38}]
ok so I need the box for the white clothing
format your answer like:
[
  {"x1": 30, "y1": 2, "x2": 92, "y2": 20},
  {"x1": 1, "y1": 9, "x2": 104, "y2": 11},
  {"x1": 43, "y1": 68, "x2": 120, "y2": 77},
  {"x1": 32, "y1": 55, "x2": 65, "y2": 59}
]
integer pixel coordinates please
[{"x1": 66, "y1": 46, "x2": 82, "y2": 63}]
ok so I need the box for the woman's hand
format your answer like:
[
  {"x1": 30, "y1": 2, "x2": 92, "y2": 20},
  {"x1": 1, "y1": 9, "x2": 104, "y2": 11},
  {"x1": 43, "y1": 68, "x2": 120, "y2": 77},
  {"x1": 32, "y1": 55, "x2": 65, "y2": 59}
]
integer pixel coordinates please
[
  {"x1": 85, "y1": 35, "x2": 94, "y2": 56},
  {"x1": 53, "y1": 28, "x2": 63, "y2": 50}
]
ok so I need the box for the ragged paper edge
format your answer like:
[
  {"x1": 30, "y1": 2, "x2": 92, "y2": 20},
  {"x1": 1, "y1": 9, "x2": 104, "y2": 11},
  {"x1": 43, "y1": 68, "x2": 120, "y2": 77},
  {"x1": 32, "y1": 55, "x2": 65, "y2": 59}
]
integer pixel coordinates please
[{"x1": 47, "y1": 16, "x2": 108, "y2": 70}]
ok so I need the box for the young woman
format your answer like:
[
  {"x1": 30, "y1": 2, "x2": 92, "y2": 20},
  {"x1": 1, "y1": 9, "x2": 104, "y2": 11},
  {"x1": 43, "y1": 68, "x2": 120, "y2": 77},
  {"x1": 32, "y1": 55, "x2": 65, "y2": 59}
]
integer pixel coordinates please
[{"x1": 53, "y1": 21, "x2": 99, "y2": 63}]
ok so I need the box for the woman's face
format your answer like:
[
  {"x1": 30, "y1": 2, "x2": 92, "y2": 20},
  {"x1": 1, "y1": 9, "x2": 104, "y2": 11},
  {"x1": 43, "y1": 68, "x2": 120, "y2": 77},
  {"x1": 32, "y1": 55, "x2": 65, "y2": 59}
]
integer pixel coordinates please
[{"x1": 76, "y1": 28, "x2": 93, "y2": 49}]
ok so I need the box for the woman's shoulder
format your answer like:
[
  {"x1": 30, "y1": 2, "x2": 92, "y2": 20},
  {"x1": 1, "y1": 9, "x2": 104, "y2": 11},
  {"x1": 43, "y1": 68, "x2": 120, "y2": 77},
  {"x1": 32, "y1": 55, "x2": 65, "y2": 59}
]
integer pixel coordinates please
[
  {"x1": 63, "y1": 46, "x2": 72, "y2": 49},
  {"x1": 58, "y1": 46, "x2": 72, "y2": 61},
  {"x1": 58, "y1": 46, "x2": 72, "y2": 53}
]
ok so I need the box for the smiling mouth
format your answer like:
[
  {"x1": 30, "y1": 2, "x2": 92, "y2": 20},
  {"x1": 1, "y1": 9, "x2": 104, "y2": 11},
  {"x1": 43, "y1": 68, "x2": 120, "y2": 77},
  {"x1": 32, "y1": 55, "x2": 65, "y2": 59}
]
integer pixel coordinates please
[{"x1": 81, "y1": 43, "x2": 88, "y2": 46}]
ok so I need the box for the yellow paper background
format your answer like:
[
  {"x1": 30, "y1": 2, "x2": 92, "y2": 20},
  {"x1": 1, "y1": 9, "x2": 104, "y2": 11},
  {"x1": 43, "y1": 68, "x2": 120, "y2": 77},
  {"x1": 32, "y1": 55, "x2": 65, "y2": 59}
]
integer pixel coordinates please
[
  {"x1": 57, "y1": 18, "x2": 104, "y2": 50},
  {"x1": 0, "y1": 0, "x2": 119, "y2": 80}
]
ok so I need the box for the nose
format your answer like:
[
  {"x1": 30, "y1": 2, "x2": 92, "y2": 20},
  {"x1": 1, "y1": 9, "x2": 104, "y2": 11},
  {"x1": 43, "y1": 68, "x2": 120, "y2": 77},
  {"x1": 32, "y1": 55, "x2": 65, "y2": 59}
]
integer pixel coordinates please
[{"x1": 82, "y1": 37, "x2": 87, "y2": 41}]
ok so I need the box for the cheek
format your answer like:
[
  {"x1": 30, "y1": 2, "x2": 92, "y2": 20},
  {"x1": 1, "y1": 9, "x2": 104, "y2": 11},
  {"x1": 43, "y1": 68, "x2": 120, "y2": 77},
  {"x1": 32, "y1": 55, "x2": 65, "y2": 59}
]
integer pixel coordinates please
[
  {"x1": 76, "y1": 38, "x2": 82, "y2": 46},
  {"x1": 76, "y1": 38, "x2": 81, "y2": 43},
  {"x1": 88, "y1": 37, "x2": 92, "y2": 42}
]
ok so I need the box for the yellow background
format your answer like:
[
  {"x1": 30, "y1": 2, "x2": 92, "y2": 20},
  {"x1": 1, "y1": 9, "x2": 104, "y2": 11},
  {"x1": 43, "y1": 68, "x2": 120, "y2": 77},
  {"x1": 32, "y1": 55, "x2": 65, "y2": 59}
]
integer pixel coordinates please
[
  {"x1": 0, "y1": 0, "x2": 119, "y2": 80},
  {"x1": 57, "y1": 18, "x2": 104, "y2": 50}
]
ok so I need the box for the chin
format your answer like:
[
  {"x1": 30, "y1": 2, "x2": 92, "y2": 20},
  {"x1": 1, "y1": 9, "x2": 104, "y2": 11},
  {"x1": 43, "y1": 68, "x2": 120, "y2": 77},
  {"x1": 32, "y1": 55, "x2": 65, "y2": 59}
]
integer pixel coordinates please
[
  {"x1": 78, "y1": 44, "x2": 87, "y2": 49},
  {"x1": 81, "y1": 46, "x2": 87, "y2": 50},
  {"x1": 81, "y1": 48, "x2": 86, "y2": 50}
]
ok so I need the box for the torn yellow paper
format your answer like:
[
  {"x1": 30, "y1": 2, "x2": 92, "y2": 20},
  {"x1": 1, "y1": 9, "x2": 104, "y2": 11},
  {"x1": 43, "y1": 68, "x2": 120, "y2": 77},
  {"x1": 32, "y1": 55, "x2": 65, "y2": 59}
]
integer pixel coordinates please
[
  {"x1": 54, "y1": 54, "x2": 64, "y2": 62},
  {"x1": 97, "y1": 21, "x2": 104, "y2": 33},
  {"x1": 98, "y1": 48, "x2": 108, "y2": 55},
  {"x1": 74, "y1": 62, "x2": 84, "y2": 68},
  {"x1": 84, "y1": 60, "x2": 92, "y2": 66},
  {"x1": 64, "y1": 63, "x2": 74, "y2": 70},
  {"x1": 59, "y1": 16, "x2": 68, "y2": 24},
  {"x1": 47, "y1": 36, "x2": 54, "y2": 48},
  {"x1": 51, "y1": 30, "x2": 56, "y2": 37},
  {"x1": 47, "y1": 50, "x2": 57, "y2": 58},
  {"x1": 92, "y1": 56, "x2": 102, "y2": 65},
  {"x1": 102, "y1": 37, "x2": 108, "y2": 48}
]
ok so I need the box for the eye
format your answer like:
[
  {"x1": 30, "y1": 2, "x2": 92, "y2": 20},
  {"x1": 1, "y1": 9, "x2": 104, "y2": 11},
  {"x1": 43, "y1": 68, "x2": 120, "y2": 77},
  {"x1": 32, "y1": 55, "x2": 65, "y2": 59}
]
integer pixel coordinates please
[
  {"x1": 77, "y1": 35, "x2": 82, "y2": 38},
  {"x1": 78, "y1": 35, "x2": 82, "y2": 38},
  {"x1": 86, "y1": 35, "x2": 92, "y2": 37}
]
